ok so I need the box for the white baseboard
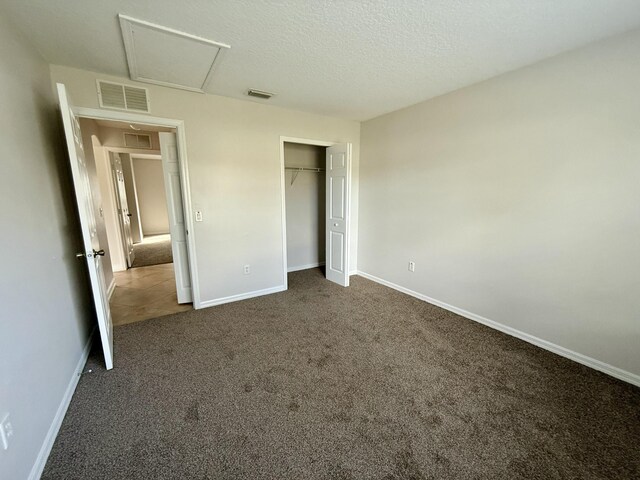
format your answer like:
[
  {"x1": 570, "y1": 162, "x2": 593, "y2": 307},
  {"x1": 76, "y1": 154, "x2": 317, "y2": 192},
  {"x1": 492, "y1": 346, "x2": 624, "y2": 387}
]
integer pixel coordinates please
[
  {"x1": 357, "y1": 271, "x2": 640, "y2": 387},
  {"x1": 199, "y1": 285, "x2": 287, "y2": 309},
  {"x1": 28, "y1": 328, "x2": 95, "y2": 480},
  {"x1": 107, "y1": 278, "x2": 116, "y2": 300},
  {"x1": 287, "y1": 262, "x2": 325, "y2": 273}
]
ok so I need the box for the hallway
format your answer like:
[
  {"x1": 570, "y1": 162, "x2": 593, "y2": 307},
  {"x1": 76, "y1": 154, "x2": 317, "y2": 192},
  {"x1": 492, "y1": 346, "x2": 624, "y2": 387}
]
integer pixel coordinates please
[
  {"x1": 110, "y1": 263, "x2": 191, "y2": 326},
  {"x1": 131, "y1": 234, "x2": 173, "y2": 268}
]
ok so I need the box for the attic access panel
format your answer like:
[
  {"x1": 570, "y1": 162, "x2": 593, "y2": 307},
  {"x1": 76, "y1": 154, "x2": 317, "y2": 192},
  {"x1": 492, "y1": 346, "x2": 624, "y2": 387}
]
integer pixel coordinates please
[{"x1": 119, "y1": 14, "x2": 230, "y2": 93}]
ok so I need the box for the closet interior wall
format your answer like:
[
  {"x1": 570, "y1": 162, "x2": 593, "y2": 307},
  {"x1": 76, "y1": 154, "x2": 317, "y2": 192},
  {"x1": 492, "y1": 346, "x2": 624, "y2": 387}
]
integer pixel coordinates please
[{"x1": 284, "y1": 142, "x2": 326, "y2": 272}]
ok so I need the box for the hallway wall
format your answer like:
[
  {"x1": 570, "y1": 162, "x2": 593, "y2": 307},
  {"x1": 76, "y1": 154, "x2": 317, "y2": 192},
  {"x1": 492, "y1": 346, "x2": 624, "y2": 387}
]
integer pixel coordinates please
[{"x1": 132, "y1": 157, "x2": 170, "y2": 236}]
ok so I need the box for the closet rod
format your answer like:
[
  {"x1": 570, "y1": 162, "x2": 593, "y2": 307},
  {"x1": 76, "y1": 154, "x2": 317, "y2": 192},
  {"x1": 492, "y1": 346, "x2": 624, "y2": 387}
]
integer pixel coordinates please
[
  {"x1": 284, "y1": 166, "x2": 325, "y2": 172},
  {"x1": 285, "y1": 166, "x2": 325, "y2": 185}
]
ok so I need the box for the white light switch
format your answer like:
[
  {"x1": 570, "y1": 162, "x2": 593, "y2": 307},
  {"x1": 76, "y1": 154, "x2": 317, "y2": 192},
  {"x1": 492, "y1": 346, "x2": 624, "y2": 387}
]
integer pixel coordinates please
[{"x1": 195, "y1": 211, "x2": 203, "y2": 222}]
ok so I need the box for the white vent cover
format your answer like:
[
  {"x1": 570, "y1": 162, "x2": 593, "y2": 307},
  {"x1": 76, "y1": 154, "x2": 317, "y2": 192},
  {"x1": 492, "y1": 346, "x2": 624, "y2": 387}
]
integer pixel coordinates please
[
  {"x1": 97, "y1": 80, "x2": 150, "y2": 112},
  {"x1": 123, "y1": 133, "x2": 152, "y2": 149},
  {"x1": 119, "y1": 14, "x2": 230, "y2": 93},
  {"x1": 247, "y1": 89, "x2": 275, "y2": 99}
]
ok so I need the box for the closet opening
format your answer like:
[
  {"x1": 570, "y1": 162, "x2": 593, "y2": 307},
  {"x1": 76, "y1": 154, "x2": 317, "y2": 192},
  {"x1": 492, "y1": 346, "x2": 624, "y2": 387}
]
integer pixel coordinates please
[
  {"x1": 280, "y1": 137, "x2": 353, "y2": 289},
  {"x1": 284, "y1": 142, "x2": 327, "y2": 276}
]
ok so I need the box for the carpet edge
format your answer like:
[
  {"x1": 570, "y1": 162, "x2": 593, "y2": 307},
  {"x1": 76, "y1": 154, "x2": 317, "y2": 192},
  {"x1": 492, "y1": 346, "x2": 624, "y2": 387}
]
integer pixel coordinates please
[
  {"x1": 357, "y1": 271, "x2": 640, "y2": 388},
  {"x1": 199, "y1": 285, "x2": 287, "y2": 309}
]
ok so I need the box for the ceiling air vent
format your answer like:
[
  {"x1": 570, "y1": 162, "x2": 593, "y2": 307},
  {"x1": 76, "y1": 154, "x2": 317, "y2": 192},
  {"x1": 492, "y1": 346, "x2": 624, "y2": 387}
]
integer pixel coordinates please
[
  {"x1": 97, "y1": 80, "x2": 150, "y2": 112},
  {"x1": 123, "y1": 133, "x2": 152, "y2": 149},
  {"x1": 247, "y1": 89, "x2": 274, "y2": 100}
]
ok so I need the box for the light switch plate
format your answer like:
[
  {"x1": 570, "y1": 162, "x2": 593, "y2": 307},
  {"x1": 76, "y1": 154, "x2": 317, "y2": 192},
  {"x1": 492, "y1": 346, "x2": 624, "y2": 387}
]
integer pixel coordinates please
[{"x1": 195, "y1": 211, "x2": 203, "y2": 222}]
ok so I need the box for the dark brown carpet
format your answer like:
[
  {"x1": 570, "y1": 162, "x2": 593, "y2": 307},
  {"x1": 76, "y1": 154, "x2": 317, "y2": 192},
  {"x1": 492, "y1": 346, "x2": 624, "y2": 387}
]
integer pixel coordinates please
[
  {"x1": 43, "y1": 269, "x2": 639, "y2": 479},
  {"x1": 131, "y1": 237, "x2": 173, "y2": 268}
]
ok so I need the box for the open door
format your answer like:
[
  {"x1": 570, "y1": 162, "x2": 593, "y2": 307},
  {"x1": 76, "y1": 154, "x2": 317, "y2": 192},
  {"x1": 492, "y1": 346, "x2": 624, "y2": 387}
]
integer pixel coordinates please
[
  {"x1": 57, "y1": 83, "x2": 114, "y2": 370},
  {"x1": 110, "y1": 153, "x2": 135, "y2": 268},
  {"x1": 325, "y1": 143, "x2": 351, "y2": 287},
  {"x1": 159, "y1": 132, "x2": 192, "y2": 303}
]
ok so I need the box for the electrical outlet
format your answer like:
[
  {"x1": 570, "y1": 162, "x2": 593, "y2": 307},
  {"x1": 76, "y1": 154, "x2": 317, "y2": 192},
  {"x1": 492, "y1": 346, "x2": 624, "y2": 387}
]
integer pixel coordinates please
[
  {"x1": 243, "y1": 264, "x2": 251, "y2": 275},
  {"x1": 408, "y1": 261, "x2": 415, "y2": 272},
  {"x1": 0, "y1": 413, "x2": 13, "y2": 450}
]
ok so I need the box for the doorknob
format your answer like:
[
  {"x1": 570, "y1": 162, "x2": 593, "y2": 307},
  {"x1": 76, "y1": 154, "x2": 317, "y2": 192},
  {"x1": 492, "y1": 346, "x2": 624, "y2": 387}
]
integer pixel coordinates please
[
  {"x1": 333, "y1": 223, "x2": 339, "y2": 227},
  {"x1": 126, "y1": 213, "x2": 132, "y2": 217},
  {"x1": 76, "y1": 253, "x2": 85, "y2": 258},
  {"x1": 93, "y1": 249, "x2": 105, "y2": 257}
]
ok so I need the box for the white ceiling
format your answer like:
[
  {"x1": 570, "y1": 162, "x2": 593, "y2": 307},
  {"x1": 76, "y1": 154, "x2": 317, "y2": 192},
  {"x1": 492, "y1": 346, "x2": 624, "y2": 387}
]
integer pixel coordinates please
[{"x1": 3, "y1": 0, "x2": 640, "y2": 120}]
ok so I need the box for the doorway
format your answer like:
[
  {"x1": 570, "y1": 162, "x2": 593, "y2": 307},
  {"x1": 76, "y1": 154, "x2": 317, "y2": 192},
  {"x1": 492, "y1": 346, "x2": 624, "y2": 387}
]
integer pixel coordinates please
[
  {"x1": 283, "y1": 142, "x2": 326, "y2": 274},
  {"x1": 78, "y1": 118, "x2": 193, "y2": 326},
  {"x1": 122, "y1": 153, "x2": 172, "y2": 269},
  {"x1": 279, "y1": 137, "x2": 352, "y2": 289},
  {"x1": 59, "y1": 81, "x2": 200, "y2": 369}
]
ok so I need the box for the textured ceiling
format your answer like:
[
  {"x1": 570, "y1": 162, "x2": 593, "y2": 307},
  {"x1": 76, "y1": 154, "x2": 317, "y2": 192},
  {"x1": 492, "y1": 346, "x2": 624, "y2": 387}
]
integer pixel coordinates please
[{"x1": 3, "y1": 0, "x2": 640, "y2": 120}]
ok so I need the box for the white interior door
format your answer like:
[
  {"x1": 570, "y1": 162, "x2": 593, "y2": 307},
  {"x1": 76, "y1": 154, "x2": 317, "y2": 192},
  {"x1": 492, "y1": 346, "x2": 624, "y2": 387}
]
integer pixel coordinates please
[
  {"x1": 110, "y1": 153, "x2": 135, "y2": 268},
  {"x1": 57, "y1": 83, "x2": 114, "y2": 370},
  {"x1": 325, "y1": 143, "x2": 351, "y2": 287},
  {"x1": 159, "y1": 132, "x2": 192, "y2": 303}
]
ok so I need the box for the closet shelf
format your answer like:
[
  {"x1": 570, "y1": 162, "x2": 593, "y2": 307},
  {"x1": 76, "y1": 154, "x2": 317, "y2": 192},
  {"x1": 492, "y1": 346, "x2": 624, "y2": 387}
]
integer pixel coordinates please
[{"x1": 285, "y1": 166, "x2": 325, "y2": 185}]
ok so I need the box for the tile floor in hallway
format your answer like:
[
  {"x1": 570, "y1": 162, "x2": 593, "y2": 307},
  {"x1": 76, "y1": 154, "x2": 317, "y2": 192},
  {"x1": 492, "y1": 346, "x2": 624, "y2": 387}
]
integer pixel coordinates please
[{"x1": 109, "y1": 262, "x2": 192, "y2": 326}]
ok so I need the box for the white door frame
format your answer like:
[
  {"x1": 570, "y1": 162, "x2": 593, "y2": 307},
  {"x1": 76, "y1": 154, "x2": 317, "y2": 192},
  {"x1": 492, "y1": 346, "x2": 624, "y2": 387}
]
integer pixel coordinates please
[
  {"x1": 125, "y1": 153, "x2": 148, "y2": 243},
  {"x1": 101, "y1": 148, "x2": 154, "y2": 270},
  {"x1": 94, "y1": 148, "x2": 126, "y2": 272},
  {"x1": 108, "y1": 152, "x2": 135, "y2": 268},
  {"x1": 76, "y1": 107, "x2": 202, "y2": 308},
  {"x1": 279, "y1": 136, "x2": 337, "y2": 289},
  {"x1": 110, "y1": 150, "x2": 161, "y2": 241}
]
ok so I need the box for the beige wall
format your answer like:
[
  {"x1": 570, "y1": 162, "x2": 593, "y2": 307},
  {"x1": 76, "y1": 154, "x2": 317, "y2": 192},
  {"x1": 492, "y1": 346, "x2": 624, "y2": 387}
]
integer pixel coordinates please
[
  {"x1": 132, "y1": 157, "x2": 170, "y2": 236},
  {"x1": 359, "y1": 29, "x2": 640, "y2": 379},
  {"x1": 284, "y1": 143, "x2": 326, "y2": 270},
  {"x1": 50, "y1": 65, "x2": 360, "y2": 303},
  {"x1": 0, "y1": 18, "x2": 94, "y2": 479}
]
